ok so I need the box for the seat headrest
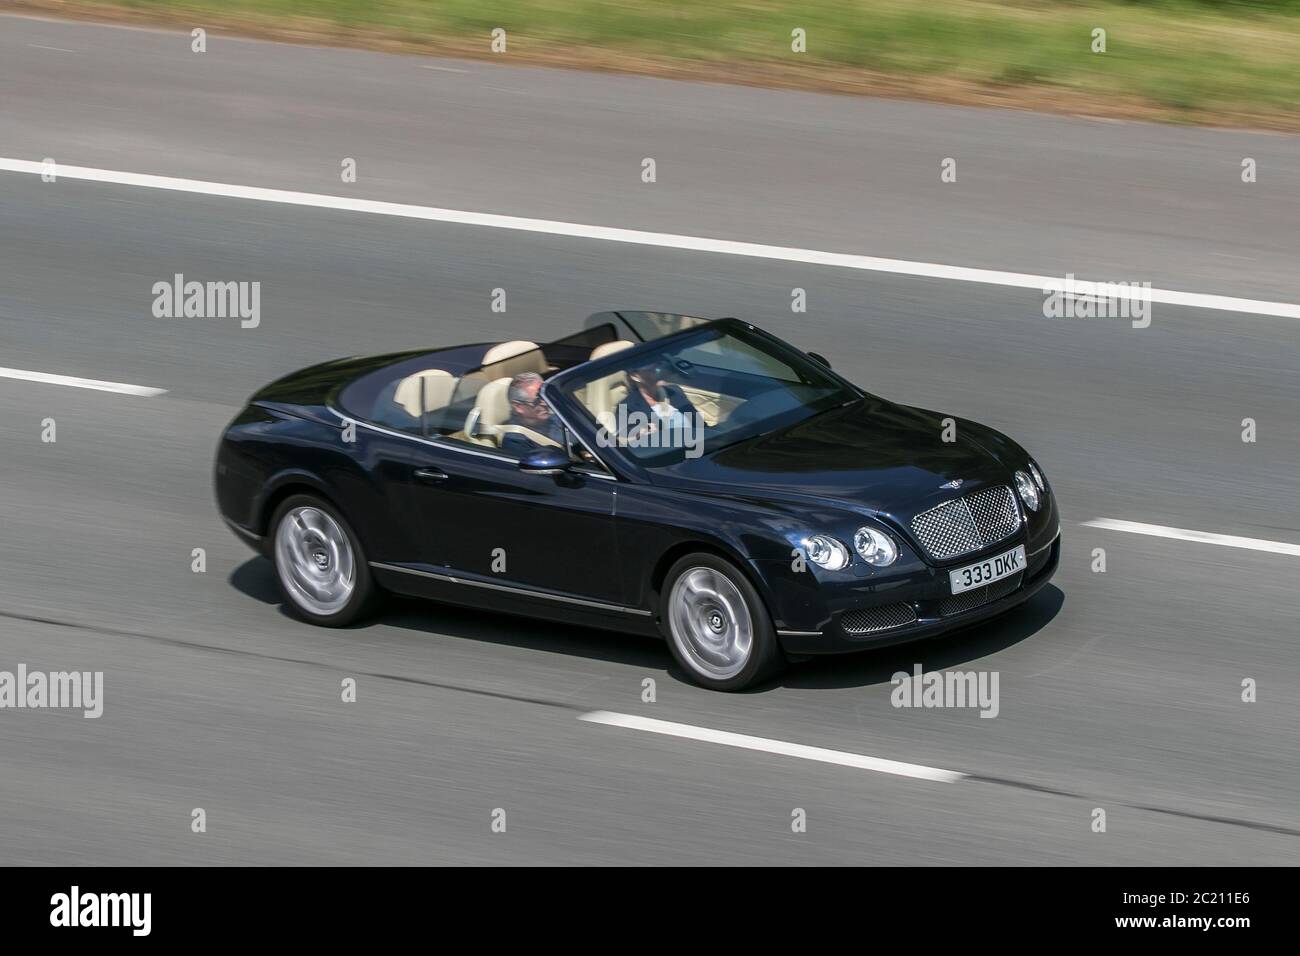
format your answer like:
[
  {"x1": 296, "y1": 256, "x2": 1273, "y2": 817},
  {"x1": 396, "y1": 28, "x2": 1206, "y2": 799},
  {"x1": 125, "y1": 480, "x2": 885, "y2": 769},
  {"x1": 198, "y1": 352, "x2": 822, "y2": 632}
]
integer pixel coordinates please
[
  {"x1": 467, "y1": 376, "x2": 514, "y2": 434},
  {"x1": 392, "y1": 368, "x2": 455, "y2": 417},
  {"x1": 482, "y1": 340, "x2": 538, "y2": 366},
  {"x1": 589, "y1": 340, "x2": 635, "y2": 361}
]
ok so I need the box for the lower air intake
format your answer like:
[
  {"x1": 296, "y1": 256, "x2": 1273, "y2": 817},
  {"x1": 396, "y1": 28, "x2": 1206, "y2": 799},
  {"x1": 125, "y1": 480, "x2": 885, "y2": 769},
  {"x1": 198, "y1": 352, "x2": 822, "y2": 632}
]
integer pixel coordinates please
[
  {"x1": 842, "y1": 603, "x2": 918, "y2": 634},
  {"x1": 939, "y1": 573, "x2": 1023, "y2": 617}
]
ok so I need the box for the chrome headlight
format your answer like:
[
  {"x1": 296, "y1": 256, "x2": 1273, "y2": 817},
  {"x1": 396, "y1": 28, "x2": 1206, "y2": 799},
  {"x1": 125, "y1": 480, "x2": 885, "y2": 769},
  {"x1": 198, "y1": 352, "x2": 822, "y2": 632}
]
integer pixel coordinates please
[
  {"x1": 802, "y1": 534, "x2": 850, "y2": 571},
  {"x1": 1014, "y1": 470, "x2": 1040, "y2": 512},
  {"x1": 854, "y1": 526, "x2": 898, "y2": 567},
  {"x1": 1028, "y1": 460, "x2": 1045, "y2": 492}
]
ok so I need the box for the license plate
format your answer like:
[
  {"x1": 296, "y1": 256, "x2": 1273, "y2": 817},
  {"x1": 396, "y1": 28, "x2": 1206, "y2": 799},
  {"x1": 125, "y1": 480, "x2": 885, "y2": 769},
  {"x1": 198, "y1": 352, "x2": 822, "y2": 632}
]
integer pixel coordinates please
[{"x1": 948, "y1": 545, "x2": 1026, "y2": 594}]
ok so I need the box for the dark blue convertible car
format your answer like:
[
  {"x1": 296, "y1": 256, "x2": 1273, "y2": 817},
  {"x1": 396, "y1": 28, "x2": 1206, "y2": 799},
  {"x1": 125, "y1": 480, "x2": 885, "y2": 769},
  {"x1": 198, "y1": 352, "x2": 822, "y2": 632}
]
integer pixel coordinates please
[{"x1": 215, "y1": 311, "x2": 1060, "y2": 690}]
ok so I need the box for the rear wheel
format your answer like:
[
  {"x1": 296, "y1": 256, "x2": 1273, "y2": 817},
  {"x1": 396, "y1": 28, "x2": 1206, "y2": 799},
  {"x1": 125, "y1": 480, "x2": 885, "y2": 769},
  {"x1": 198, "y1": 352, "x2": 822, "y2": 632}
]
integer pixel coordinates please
[
  {"x1": 271, "y1": 494, "x2": 379, "y2": 626},
  {"x1": 659, "y1": 553, "x2": 783, "y2": 691}
]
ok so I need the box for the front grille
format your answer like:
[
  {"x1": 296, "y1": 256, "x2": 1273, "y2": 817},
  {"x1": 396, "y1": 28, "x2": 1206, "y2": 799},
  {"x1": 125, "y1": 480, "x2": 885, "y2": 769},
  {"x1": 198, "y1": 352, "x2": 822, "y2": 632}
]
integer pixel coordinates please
[
  {"x1": 910, "y1": 485, "x2": 1021, "y2": 561},
  {"x1": 939, "y1": 573, "x2": 1023, "y2": 617},
  {"x1": 842, "y1": 602, "x2": 918, "y2": 634}
]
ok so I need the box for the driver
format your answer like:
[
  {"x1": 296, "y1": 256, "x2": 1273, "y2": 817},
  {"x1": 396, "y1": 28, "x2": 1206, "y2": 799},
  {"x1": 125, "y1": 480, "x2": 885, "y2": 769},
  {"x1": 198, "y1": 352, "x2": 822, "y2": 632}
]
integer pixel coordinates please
[
  {"x1": 614, "y1": 359, "x2": 699, "y2": 446},
  {"x1": 502, "y1": 372, "x2": 564, "y2": 454}
]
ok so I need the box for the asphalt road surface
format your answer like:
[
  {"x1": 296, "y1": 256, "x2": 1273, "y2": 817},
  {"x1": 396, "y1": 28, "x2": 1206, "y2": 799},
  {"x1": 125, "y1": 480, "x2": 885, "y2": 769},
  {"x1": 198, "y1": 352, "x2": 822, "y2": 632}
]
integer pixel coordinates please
[{"x1": 1, "y1": 14, "x2": 1298, "y2": 865}]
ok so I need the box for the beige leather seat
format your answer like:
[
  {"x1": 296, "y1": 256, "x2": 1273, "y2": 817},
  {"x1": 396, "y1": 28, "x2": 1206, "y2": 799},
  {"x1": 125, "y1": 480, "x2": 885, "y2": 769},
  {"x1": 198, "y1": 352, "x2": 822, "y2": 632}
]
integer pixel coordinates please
[
  {"x1": 392, "y1": 368, "x2": 455, "y2": 417},
  {"x1": 589, "y1": 340, "x2": 635, "y2": 362},
  {"x1": 481, "y1": 340, "x2": 546, "y2": 379},
  {"x1": 464, "y1": 377, "x2": 511, "y2": 446},
  {"x1": 454, "y1": 341, "x2": 546, "y2": 407},
  {"x1": 463, "y1": 376, "x2": 559, "y2": 449},
  {"x1": 585, "y1": 343, "x2": 634, "y2": 431},
  {"x1": 585, "y1": 341, "x2": 634, "y2": 432},
  {"x1": 483, "y1": 340, "x2": 537, "y2": 365}
]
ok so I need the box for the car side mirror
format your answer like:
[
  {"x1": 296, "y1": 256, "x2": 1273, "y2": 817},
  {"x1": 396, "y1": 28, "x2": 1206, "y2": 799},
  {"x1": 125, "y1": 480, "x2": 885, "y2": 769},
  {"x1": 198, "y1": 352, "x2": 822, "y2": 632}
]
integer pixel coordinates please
[
  {"x1": 518, "y1": 447, "x2": 571, "y2": 475},
  {"x1": 807, "y1": 351, "x2": 831, "y2": 369}
]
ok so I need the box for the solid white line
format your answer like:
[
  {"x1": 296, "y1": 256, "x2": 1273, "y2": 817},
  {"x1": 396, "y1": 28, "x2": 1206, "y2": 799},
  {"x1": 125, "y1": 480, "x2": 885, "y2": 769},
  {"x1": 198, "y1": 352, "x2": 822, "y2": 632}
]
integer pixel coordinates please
[
  {"x1": 3, "y1": 157, "x2": 1299, "y2": 320},
  {"x1": 0, "y1": 367, "x2": 166, "y2": 397},
  {"x1": 1082, "y1": 518, "x2": 1300, "y2": 557},
  {"x1": 579, "y1": 710, "x2": 966, "y2": 782}
]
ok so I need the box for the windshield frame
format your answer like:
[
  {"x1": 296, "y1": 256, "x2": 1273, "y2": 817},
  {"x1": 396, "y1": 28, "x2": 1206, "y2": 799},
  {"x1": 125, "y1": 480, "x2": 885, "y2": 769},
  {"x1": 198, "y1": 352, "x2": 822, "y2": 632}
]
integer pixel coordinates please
[{"x1": 544, "y1": 318, "x2": 864, "y2": 470}]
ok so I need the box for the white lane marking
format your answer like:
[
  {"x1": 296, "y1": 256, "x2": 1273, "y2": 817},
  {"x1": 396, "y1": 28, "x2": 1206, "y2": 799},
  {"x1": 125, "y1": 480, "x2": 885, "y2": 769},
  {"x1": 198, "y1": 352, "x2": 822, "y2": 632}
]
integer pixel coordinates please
[
  {"x1": 3, "y1": 11, "x2": 252, "y2": 40},
  {"x1": 27, "y1": 44, "x2": 76, "y2": 53},
  {"x1": 0, "y1": 367, "x2": 166, "y2": 397},
  {"x1": 2, "y1": 157, "x2": 1298, "y2": 320},
  {"x1": 579, "y1": 710, "x2": 966, "y2": 782},
  {"x1": 1082, "y1": 518, "x2": 1300, "y2": 557}
]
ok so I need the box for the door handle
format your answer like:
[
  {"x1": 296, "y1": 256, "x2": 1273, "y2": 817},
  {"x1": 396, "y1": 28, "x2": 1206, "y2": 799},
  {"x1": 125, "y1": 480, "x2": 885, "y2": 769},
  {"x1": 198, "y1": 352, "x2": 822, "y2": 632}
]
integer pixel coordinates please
[{"x1": 414, "y1": 467, "x2": 449, "y2": 483}]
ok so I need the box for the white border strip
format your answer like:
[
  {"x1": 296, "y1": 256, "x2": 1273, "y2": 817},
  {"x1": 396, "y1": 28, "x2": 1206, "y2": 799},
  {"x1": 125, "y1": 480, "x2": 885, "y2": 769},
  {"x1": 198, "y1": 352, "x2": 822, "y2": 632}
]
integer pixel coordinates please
[
  {"x1": 5, "y1": 158, "x2": 1300, "y2": 319},
  {"x1": 0, "y1": 366, "x2": 166, "y2": 397},
  {"x1": 579, "y1": 710, "x2": 966, "y2": 782},
  {"x1": 1082, "y1": 518, "x2": 1300, "y2": 557}
]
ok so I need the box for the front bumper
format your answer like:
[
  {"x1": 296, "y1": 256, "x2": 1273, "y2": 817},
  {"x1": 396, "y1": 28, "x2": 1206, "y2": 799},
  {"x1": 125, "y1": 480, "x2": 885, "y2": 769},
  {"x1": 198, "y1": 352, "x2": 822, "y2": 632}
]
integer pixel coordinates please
[{"x1": 772, "y1": 528, "x2": 1061, "y2": 656}]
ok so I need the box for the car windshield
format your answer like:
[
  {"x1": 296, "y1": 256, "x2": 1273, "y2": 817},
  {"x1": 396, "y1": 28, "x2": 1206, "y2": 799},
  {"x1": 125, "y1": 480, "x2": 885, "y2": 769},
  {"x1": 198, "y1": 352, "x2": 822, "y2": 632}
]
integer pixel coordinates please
[{"x1": 556, "y1": 324, "x2": 859, "y2": 467}]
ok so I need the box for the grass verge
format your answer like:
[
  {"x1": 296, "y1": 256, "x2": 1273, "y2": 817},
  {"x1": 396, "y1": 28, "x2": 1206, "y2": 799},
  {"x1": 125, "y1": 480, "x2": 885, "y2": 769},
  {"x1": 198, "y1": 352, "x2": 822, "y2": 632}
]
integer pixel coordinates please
[{"x1": 8, "y1": 0, "x2": 1300, "y2": 129}]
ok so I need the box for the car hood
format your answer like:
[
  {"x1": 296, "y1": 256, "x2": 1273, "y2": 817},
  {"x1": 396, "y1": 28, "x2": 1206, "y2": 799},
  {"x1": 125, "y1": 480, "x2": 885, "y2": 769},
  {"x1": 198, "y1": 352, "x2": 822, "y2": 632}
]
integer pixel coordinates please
[{"x1": 653, "y1": 398, "x2": 1024, "y2": 519}]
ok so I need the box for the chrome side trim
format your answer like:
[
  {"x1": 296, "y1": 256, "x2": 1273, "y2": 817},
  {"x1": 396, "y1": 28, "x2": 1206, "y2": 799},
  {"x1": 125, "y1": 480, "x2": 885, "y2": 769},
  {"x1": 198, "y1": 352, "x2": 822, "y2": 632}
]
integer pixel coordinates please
[
  {"x1": 1029, "y1": 529, "x2": 1061, "y2": 558},
  {"x1": 777, "y1": 629, "x2": 823, "y2": 638},
  {"x1": 223, "y1": 516, "x2": 263, "y2": 544},
  {"x1": 329, "y1": 405, "x2": 617, "y2": 479},
  {"x1": 370, "y1": 562, "x2": 652, "y2": 616},
  {"x1": 329, "y1": 408, "x2": 514, "y2": 462}
]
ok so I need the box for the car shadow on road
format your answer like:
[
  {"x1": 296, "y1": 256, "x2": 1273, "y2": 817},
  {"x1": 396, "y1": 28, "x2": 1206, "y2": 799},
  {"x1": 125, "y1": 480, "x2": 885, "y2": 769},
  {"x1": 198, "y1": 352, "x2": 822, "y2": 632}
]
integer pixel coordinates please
[
  {"x1": 229, "y1": 557, "x2": 670, "y2": 671},
  {"x1": 231, "y1": 558, "x2": 1062, "y2": 690},
  {"x1": 769, "y1": 585, "x2": 1065, "y2": 692}
]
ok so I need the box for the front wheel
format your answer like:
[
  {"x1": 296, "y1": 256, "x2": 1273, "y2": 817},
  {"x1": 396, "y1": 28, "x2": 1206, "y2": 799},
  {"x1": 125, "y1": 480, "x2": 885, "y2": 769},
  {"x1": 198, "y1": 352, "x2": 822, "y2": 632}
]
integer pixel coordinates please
[
  {"x1": 271, "y1": 494, "x2": 379, "y2": 626},
  {"x1": 659, "y1": 553, "x2": 783, "y2": 691}
]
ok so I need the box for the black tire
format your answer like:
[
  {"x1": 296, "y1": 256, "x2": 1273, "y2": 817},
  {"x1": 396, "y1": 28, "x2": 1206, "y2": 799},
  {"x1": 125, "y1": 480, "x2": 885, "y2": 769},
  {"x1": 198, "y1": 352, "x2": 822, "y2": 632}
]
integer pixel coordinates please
[
  {"x1": 658, "y1": 552, "x2": 784, "y2": 691},
  {"x1": 269, "y1": 494, "x2": 381, "y2": 627}
]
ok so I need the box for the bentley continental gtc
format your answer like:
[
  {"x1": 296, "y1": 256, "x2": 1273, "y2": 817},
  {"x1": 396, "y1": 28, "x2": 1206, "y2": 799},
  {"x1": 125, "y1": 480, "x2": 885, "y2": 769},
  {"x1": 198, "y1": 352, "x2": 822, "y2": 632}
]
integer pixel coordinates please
[{"x1": 215, "y1": 311, "x2": 1060, "y2": 690}]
